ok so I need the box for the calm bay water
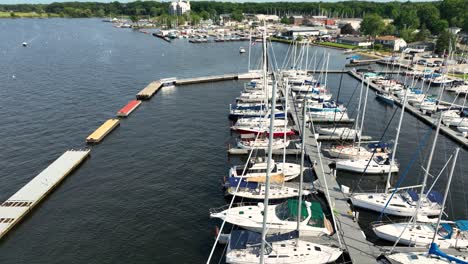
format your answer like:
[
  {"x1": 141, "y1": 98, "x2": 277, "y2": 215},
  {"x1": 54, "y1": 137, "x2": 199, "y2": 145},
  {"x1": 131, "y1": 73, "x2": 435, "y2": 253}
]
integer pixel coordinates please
[{"x1": 0, "y1": 19, "x2": 466, "y2": 263}]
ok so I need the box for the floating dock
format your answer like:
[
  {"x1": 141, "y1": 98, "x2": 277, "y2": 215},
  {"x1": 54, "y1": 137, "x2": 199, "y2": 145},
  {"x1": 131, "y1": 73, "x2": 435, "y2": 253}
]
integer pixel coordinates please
[
  {"x1": 317, "y1": 135, "x2": 372, "y2": 141},
  {"x1": 136, "y1": 81, "x2": 162, "y2": 100},
  {"x1": 175, "y1": 74, "x2": 238, "y2": 85},
  {"x1": 0, "y1": 150, "x2": 90, "y2": 239},
  {"x1": 117, "y1": 100, "x2": 142, "y2": 117},
  {"x1": 228, "y1": 148, "x2": 301, "y2": 155},
  {"x1": 86, "y1": 119, "x2": 120, "y2": 144},
  {"x1": 348, "y1": 70, "x2": 468, "y2": 149}
]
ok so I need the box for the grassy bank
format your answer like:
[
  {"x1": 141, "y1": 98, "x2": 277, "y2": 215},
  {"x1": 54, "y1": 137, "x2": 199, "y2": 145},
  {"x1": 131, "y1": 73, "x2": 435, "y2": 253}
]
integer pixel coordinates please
[
  {"x1": 314, "y1": 41, "x2": 357, "y2": 50},
  {"x1": 449, "y1": 73, "x2": 467, "y2": 80},
  {"x1": 0, "y1": 11, "x2": 59, "y2": 18}
]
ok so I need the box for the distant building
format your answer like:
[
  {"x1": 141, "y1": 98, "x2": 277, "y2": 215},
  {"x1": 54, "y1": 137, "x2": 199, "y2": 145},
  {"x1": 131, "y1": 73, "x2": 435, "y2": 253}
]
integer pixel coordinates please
[
  {"x1": 337, "y1": 36, "x2": 372, "y2": 47},
  {"x1": 449, "y1": 27, "x2": 461, "y2": 35},
  {"x1": 374, "y1": 35, "x2": 407, "y2": 51},
  {"x1": 169, "y1": 0, "x2": 191, "y2": 16},
  {"x1": 336, "y1": 18, "x2": 362, "y2": 30},
  {"x1": 290, "y1": 16, "x2": 304, "y2": 26},
  {"x1": 283, "y1": 26, "x2": 328, "y2": 39},
  {"x1": 406, "y1": 41, "x2": 435, "y2": 52},
  {"x1": 254, "y1": 14, "x2": 279, "y2": 22}
]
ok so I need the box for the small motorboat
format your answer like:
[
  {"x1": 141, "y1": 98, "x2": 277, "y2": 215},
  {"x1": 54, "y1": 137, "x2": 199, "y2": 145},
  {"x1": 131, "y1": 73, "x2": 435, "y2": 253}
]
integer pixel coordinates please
[
  {"x1": 22, "y1": 42, "x2": 28, "y2": 47},
  {"x1": 239, "y1": 47, "x2": 246, "y2": 53}
]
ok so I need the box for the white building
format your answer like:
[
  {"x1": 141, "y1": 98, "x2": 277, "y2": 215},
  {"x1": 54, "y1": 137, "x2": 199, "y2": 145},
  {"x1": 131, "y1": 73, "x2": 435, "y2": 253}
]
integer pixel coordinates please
[
  {"x1": 169, "y1": 0, "x2": 191, "y2": 16},
  {"x1": 375, "y1": 36, "x2": 407, "y2": 51}
]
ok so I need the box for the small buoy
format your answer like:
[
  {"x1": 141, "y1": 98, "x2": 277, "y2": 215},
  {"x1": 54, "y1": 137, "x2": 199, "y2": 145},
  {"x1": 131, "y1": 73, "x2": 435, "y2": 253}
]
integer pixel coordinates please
[
  {"x1": 22, "y1": 42, "x2": 27, "y2": 47},
  {"x1": 12, "y1": 75, "x2": 16, "y2": 79}
]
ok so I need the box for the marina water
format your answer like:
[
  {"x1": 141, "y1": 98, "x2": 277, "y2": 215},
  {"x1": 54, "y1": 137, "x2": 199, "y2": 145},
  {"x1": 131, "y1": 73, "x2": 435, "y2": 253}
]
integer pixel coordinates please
[{"x1": 0, "y1": 18, "x2": 466, "y2": 263}]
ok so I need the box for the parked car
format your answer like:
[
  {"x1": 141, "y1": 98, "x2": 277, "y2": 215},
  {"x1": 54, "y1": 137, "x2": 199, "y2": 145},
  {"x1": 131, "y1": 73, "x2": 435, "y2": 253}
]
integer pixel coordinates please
[
  {"x1": 426, "y1": 62, "x2": 436, "y2": 67},
  {"x1": 417, "y1": 59, "x2": 428, "y2": 65},
  {"x1": 434, "y1": 60, "x2": 443, "y2": 66},
  {"x1": 422, "y1": 54, "x2": 433, "y2": 58}
]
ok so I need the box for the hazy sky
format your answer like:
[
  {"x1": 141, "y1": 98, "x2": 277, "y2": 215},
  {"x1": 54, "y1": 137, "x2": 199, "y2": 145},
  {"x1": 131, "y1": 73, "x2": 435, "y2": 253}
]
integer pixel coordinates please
[{"x1": 1, "y1": 0, "x2": 438, "y2": 4}]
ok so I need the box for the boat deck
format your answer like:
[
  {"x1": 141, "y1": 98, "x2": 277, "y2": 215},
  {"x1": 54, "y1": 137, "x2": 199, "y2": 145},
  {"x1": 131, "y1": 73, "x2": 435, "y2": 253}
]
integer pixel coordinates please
[
  {"x1": 0, "y1": 150, "x2": 90, "y2": 239},
  {"x1": 117, "y1": 100, "x2": 141, "y2": 117}
]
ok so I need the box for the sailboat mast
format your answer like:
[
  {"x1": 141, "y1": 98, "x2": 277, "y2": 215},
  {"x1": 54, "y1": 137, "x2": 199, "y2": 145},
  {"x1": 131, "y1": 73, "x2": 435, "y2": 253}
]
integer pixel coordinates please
[
  {"x1": 259, "y1": 22, "x2": 276, "y2": 264},
  {"x1": 413, "y1": 62, "x2": 447, "y2": 225},
  {"x1": 357, "y1": 78, "x2": 370, "y2": 148},
  {"x1": 430, "y1": 148, "x2": 459, "y2": 243},
  {"x1": 385, "y1": 89, "x2": 408, "y2": 193},
  {"x1": 354, "y1": 78, "x2": 365, "y2": 137},
  {"x1": 248, "y1": 28, "x2": 252, "y2": 72},
  {"x1": 324, "y1": 53, "x2": 330, "y2": 88},
  {"x1": 283, "y1": 78, "x2": 288, "y2": 167},
  {"x1": 296, "y1": 100, "x2": 307, "y2": 231}
]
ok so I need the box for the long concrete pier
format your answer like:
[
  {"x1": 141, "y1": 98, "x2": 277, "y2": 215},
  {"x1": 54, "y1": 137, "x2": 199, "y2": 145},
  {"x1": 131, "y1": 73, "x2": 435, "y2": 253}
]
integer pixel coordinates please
[{"x1": 0, "y1": 150, "x2": 90, "y2": 239}]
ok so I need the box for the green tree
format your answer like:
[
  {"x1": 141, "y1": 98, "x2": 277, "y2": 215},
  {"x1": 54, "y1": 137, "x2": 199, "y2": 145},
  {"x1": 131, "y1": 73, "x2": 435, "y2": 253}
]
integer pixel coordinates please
[
  {"x1": 190, "y1": 14, "x2": 201, "y2": 26},
  {"x1": 394, "y1": 9, "x2": 420, "y2": 30},
  {"x1": 399, "y1": 29, "x2": 416, "y2": 43},
  {"x1": 10, "y1": 12, "x2": 16, "y2": 18},
  {"x1": 96, "y1": 8, "x2": 105, "y2": 18},
  {"x1": 431, "y1": 19, "x2": 449, "y2": 35},
  {"x1": 417, "y1": 5, "x2": 440, "y2": 32},
  {"x1": 130, "y1": 15, "x2": 139, "y2": 24},
  {"x1": 382, "y1": 24, "x2": 396, "y2": 35},
  {"x1": 436, "y1": 30, "x2": 456, "y2": 53},
  {"x1": 340, "y1": 23, "x2": 357, "y2": 35},
  {"x1": 231, "y1": 10, "x2": 244, "y2": 22},
  {"x1": 360, "y1": 13, "x2": 385, "y2": 37},
  {"x1": 280, "y1": 16, "x2": 290, "y2": 24},
  {"x1": 200, "y1": 10, "x2": 210, "y2": 20},
  {"x1": 415, "y1": 25, "x2": 430, "y2": 41}
]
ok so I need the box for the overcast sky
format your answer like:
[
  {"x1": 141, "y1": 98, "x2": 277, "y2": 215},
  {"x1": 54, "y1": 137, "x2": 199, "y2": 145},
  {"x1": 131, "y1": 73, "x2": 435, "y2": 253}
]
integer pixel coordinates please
[{"x1": 1, "y1": 0, "x2": 438, "y2": 4}]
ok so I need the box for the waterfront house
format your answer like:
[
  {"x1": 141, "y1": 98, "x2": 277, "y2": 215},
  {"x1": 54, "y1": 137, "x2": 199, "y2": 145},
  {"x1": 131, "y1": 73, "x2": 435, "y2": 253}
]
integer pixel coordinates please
[
  {"x1": 374, "y1": 35, "x2": 407, "y2": 51},
  {"x1": 169, "y1": 0, "x2": 191, "y2": 16}
]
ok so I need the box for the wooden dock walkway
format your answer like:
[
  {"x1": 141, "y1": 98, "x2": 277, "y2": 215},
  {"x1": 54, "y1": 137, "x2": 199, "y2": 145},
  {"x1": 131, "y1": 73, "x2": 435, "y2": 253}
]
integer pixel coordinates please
[
  {"x1": 0, "y1": 150, "x2": 90, "y2": 239},
  {"x1": 175, "y1": 74, "x2": 238, "y2": 85},
  {"x1": 347, "y1": 70, "x2": 468, "y2": 149},
  {"x1": 136, "y1": 81, "x2": 162, "y2": 100},
  {"x1": 287, "y1": 91, "x2": 380, "y2": 263}
]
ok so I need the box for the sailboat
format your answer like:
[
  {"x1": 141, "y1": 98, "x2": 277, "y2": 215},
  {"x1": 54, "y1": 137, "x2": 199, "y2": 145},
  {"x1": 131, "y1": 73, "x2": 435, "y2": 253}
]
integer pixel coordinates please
[
  {"x1": 378, "y1": 242, "x2": 468, "y2": 263},
  {"x1": 373, "y1": 148, "x2": 468, "y2": 250},
  {"x1": 351, "y1": 90, "x2": 441, "y2": 216},
  {"x1": 228, "y1": 158, "x2": 301, "y2": 182}
]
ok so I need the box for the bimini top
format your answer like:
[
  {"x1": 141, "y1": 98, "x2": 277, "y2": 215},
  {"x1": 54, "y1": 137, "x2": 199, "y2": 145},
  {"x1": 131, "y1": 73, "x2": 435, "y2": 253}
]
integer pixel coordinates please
[
  {"x1": 456, "y1": 220, "x2": 468, "y2": 231},
  {"x1": 229, "y1": 230, "x2": 299, "y2": 250}
]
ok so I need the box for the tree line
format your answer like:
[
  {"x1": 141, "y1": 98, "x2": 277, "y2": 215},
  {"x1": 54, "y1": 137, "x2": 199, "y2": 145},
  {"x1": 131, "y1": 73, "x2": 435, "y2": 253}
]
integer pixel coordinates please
[{"x1": 0, "y1": 0, "x2": 466, "y2": 33}]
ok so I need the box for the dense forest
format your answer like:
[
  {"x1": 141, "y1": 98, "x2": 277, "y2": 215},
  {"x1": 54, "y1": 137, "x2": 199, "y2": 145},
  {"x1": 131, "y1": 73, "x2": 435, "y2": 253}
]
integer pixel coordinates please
[{"x1": 0, "y1": 1, "x2": 466, "y2": 33}]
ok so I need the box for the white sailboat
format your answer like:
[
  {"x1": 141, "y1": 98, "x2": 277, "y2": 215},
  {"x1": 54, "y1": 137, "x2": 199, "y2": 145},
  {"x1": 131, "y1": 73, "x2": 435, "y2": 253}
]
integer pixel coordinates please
[
  {"x1": 373, "y1": 149, "x2": 468, "y2": 250},
  {"x1": 229, "y1": 158, "x2": 301, "y2": 182}
]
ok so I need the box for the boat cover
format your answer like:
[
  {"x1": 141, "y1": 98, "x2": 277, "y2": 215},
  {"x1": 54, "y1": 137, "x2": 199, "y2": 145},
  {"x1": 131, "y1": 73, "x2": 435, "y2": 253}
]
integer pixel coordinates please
[
  {"x1": 367, "y1": 142, "x2": 390, "y2": 149},
  {"x1": 407, "y1": 190, "x2": 419, "y2": 201},
  {"x1": 426, "y1": 190, "x2": 443, "y2": 204},
  {"x1": 456, "y1": 220, "x2": 468, "y2": 231},
  {"x1": 439, "y1": 223, "x2": 453, "y2": 239},
  {"x1": 229, "y1": 230, "x2": 299, "y2": 250},
  {"x1": 428, "y1": 243, "x2": 468, "y2": 264},
  {"x1": 227, "y1": 177, "x2": 258, "y2": 189}
]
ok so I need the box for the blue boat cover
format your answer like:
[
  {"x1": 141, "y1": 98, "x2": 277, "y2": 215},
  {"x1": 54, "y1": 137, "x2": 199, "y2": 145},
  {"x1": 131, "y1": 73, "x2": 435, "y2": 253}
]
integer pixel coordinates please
[
  {"x1": 367, "y1": 142, "x2": 390, "y2": 149},
  {"x1": 227, "y1": 177, "x2": 258, "y2": 189},
  {"x1": 439, "y1": 223, "x2": 453, "y2": 239},
  {"x1": 229, "y1": 230, "x2": 299, "y2": 249},
  {"x1": 428, "y1": 243, "x2": 468, "y2": 264},
  {"x1": 456, "y1": 220, "x2": 468, "y2": 231},
  {"x1": 407, "y1": 190, "x2": 419, "y2": 201},
  {"x1": 426, "y1": 191, "x2": 443, "y2": 204}
]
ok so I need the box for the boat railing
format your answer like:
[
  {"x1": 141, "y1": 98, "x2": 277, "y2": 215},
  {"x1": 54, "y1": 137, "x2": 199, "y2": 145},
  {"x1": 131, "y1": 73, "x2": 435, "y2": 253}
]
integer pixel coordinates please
[{"x1": 209, "y1": 202, "x2": 259, "y2": 214}]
